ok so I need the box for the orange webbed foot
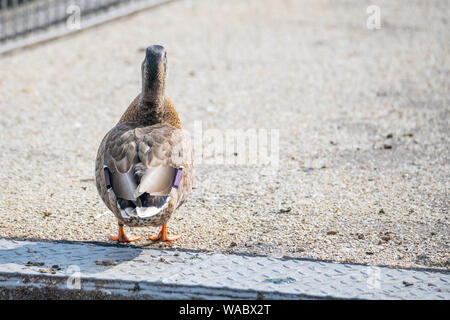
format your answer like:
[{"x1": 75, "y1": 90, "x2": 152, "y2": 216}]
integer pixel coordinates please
[
  {"x1": 109, "y1": 221, "x2": 141, "y2": 243},
  {"x1": 109, "y1": 233, "x2": 141, "y2": 243},
  {"x1": 149, "y1": 224, "x2": 180, "y2": 242}
]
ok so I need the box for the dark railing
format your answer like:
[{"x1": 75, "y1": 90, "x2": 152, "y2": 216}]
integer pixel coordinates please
[{"x1": 0, "y1": 0, "x2": 168, "y2": 52}]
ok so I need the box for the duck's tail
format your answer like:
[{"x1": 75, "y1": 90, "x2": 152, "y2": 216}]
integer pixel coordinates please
[{"x1": 106, "y1": 164, "x2": 181, "y2": 219}]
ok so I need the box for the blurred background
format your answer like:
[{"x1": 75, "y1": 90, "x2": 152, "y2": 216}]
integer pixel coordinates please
[{"x1": 0, "y1": 0, "x2": 448, "y2": 270}]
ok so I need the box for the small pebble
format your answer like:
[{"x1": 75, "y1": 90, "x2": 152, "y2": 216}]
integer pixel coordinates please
[
  {"x1": 25, "y1": 261, "x2": 44, "y2": 267},
  {"x1": 279, "y1": 207, "x2": 292, "y2": 213},
  {"x1": 95, "y1": 260, "x2": 116, "y2": 266},
  {"x1": 403, "y1": 281, "x2": 414, "y2": 287},
  {"x1": 38, "y1": 268, "x2": 56, "y2": 274}
]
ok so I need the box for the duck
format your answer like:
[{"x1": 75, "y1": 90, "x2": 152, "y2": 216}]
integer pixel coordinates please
[{"x1": 95, "y1": 45, "x2": 194, "y2": 243}]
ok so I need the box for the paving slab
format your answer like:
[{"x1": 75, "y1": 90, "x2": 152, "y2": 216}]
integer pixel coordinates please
[{"x1": 0, "y1": 238, "x2": 448, "y2": 299}]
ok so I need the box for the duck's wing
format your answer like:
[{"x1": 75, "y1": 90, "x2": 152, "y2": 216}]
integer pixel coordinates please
[{"x1": 98, "y1": 123, "x2": 193, "y2": 219}]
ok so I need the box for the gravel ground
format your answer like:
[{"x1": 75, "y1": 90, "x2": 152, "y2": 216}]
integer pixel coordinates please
[{"x1": 0, "y1": 0, "x2": 448, "y2": 269}]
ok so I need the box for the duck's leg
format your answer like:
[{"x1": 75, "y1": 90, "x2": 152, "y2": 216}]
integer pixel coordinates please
[
  {"x1": 109, "y1": 221, "x2": 141, "y2": 243},
  {"x1": 148, "y1": 224, "x2": 180, "y2": 242}
]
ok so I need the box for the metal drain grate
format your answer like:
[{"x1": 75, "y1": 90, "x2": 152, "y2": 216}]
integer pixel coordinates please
[{"x1": 0, "y1": 238, "x2": 449, "y2": 299}]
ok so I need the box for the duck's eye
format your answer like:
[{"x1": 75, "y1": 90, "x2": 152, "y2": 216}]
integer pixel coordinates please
[{"x1": 163, "y1": 53, "x2": 167, "y2": 62}]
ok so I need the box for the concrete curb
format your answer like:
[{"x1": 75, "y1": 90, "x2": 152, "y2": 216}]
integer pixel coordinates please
[{"x1": 0, "y1": 238, "x2": 448, "y2": 299}]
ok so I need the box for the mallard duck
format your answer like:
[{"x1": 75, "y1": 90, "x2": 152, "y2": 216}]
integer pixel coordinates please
[{"x1": 95, "y1": 45, "x2": 193, "y2": 242}]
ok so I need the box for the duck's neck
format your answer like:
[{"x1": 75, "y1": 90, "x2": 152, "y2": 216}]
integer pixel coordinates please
[
  {"x1": 138, "y1": 90, "x2": 166, "y2": 121},
  {"x1": 141, "y1": 78, "x2": 165, "y2": 107}
]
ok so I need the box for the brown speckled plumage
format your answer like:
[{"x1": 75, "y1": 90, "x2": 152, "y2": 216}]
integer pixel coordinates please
[{"x1": 95, "y1": 45, "x2": 193, "y2": 230}]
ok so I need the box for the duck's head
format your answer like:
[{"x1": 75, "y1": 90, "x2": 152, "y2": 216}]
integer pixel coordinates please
[{"x1": 141, "y1": 45, "x2": 168, "y2": 103}]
